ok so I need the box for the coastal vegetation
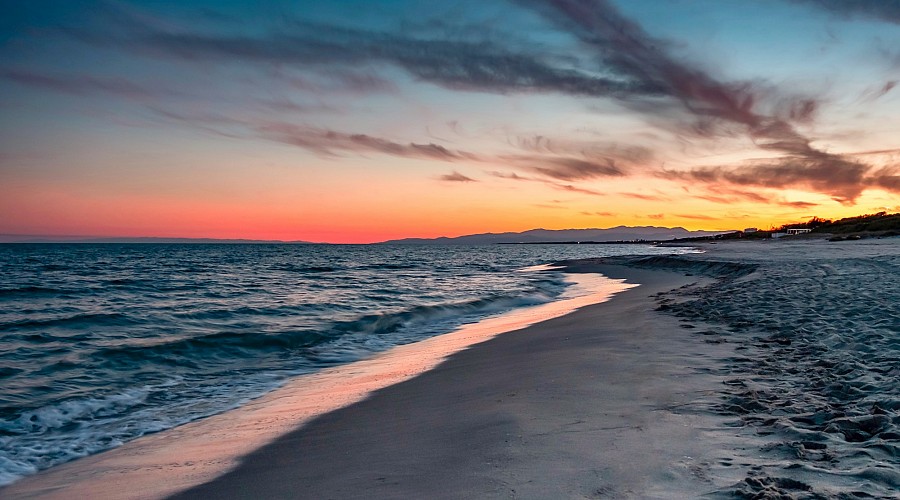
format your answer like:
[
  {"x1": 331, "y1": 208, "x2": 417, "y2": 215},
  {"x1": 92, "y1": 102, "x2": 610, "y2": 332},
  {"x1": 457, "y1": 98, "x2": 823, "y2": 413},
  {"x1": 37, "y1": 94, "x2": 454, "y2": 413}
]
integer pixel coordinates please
[
  {"x1": 781, "y1": 212, "x2": 900, "y2": 238},
  {"x1": 682, "y1": 212, "x2": 900, "y2": 242}
]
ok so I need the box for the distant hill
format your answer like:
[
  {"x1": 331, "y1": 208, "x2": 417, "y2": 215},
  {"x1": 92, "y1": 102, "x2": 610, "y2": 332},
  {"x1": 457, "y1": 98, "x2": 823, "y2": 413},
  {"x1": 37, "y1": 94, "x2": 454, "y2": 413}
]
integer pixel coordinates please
[
  {"x1": 381, "y1": 226, "x2": 727, "y2": 245},
  {"x1": 0, "y1": 235, "x2": 313, "y2": 244}
]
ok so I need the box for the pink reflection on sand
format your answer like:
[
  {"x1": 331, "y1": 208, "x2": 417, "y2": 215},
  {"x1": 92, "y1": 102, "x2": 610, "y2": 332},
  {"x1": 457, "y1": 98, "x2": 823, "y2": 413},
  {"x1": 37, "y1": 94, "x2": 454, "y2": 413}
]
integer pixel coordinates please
[{"x1": 3, "y1": 272, "x2": 635, "y2": 500}]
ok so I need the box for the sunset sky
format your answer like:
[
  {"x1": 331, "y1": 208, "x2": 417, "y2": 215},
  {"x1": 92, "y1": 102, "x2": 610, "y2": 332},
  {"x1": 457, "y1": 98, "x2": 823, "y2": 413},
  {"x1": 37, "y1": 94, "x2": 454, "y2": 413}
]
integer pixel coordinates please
[{"x1": 2, "y1": 0, "x2": 899, "y2": 243}]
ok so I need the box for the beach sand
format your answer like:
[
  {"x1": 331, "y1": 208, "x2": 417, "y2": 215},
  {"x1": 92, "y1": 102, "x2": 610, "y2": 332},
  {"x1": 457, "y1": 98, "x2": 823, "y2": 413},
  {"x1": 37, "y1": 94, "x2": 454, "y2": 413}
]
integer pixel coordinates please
[{"x1": 4, "y1": 237, "x2": 899, "y2": 498}]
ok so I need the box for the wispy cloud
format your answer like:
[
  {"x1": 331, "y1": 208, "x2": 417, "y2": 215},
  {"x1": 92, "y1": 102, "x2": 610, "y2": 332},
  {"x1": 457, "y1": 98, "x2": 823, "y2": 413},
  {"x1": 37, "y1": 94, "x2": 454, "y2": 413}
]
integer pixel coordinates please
[
  {"x1": 440, "y1": 171, "x2": 477, "y2": 182},
  {"x1": 662, "y1": 157, "x2": 873, "y2": 204},
  {"x1": 552, "y1": 183, "x2": 604, "y2": 195},
  {"x1": 872, "y1": 167, "x2": 900, "y2": 191},
  {"x1": 620, "y1": 192, "x2": 671, "y2": 202},
  {"x1": 781, "y1": 201, "x2": 819, "y2": 209},
  {"x1": 511, "y1": 134, "x2": 654, "y2": 165},
  {"x1": 500, "y1": 155, "x2": 624, "y2": 181},
  {"x1": 257, "y1": 123, "x2": 477, "y2": 161},
  {"x1": 674, "y1": 213, "x2": 717, "y2": 220},
  {"x1": 486, "y1": 170, "x2": 605, "y2": 195},
  {"x1": 488, "y1": 170, "x2": 533, "y2": 181},
  {"x1": 1, "y1": 69, "x2": 180, "y2": 99},
  {"x1": 61, "y1": 5, "x2": 656, "y2": 100}
]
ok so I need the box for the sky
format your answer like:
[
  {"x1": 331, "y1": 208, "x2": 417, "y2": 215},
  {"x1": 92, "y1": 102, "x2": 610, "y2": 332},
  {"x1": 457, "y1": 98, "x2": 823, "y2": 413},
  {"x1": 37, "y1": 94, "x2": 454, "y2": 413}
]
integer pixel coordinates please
[{"x1": 1, "y1": 0, "x2": 899, "y2": 243}]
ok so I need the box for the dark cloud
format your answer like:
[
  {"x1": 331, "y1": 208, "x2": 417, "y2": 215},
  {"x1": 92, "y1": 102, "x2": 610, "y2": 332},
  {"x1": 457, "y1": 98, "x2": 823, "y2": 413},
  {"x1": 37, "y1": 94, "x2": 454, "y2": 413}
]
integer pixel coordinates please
[
  {"x1": 791, "y1": 0, "x2": 900, "y2": 24},
  {"x1": 860, "y1": 81, "x2": 897, "y2": 102},
  {"x1": 520, "y1": 0, "x2": 766, "y2": 130},
  {"x1": 440, "y1": 171, "x2": 477, "y2": 182},
  {"x1": 781, "y1": 201, "x2": 819, "y2": 209},
  {"x1": 63, "y1": 7, "x2": 654, "y2": 99},
  {"x1": 684, "y1": 185, "x2": 819, "y2": 208},
  {"x1": 665, "y1": 156, "x2": 872, "y2": 204},
  {"x1": 488, "y1": 171, "x2": 533, "y2": 181},
  {"x1": 581, "y1": 211, "x2": 615, "y2": 216},
  {"x1": 552, "y1": 183, "x2": 604, "y2": 196},
  {"x1": 502, "y1": 155, "x2": 624, "y2": 181},
  {"x1": 512, "y1": 135, "x2": 654, "y2": 164},
  {"x1": 871, "y1": 168, "x2": 900, "y2": 191},
  {"x1": 646, "y1": 213, "x2": 665, "y2": 220},
  {"x1": 256, "y1": 123, "x2": 478, "y2": 161},
  {"x1": 257, "y1": 123, "x2": 628, "y2": 182}
]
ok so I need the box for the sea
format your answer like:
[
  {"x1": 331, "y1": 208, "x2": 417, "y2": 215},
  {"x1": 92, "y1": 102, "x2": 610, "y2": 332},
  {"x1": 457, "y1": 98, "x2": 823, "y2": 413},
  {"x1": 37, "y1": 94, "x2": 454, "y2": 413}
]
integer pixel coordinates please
[{"x1": 0, "y1": 242, "x2": 697, "y2": 485}]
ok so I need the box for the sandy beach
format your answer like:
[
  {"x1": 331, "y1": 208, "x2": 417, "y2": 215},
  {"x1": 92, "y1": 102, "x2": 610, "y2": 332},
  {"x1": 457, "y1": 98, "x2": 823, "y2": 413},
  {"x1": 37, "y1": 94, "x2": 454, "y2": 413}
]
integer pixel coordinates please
[{"x1": 4, "y1": 237, "x2": 899, "y2": 498}]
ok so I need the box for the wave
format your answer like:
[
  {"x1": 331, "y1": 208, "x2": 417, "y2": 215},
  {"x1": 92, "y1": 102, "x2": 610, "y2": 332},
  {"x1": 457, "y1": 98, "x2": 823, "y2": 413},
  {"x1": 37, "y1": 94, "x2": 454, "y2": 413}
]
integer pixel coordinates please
[
  {"x1": 332, "y1": 293, "x2": 552, "y2": 336},
  {"x1": 92, "y1": 292, "x2": 555, "y2": 370},
  {"x1": 0, "y1": 313, "x2": 136, "y2": 332},
  {"x1": 0, "y1": 286, "x2": 66, "y2": 297},
  {"x1": 0, "y1": 386, "x2": 156, "y2": 486},
  {"x1": 93, "y1": 329, "x2": 329, "y2": 366},
  {"x1": 271, "y1": 264, "x2": 342, "y2": 273}
]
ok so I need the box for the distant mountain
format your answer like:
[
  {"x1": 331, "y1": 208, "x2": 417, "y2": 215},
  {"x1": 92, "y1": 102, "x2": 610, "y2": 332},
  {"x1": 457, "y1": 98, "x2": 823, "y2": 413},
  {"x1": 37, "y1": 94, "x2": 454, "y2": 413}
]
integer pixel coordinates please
[
  {"x1": 381, "y1": 226, "x2": 727, "y2": 245},
  {"x1": 0, "y1": 235, "x2": 313, "y2": 244}
]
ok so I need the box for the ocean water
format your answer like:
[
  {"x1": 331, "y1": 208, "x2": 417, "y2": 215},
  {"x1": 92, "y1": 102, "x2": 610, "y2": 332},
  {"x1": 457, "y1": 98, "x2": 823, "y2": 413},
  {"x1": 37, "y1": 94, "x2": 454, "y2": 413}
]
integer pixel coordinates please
[{"x1": 0, "y1": 242, "x2": 695, "y2": 485}]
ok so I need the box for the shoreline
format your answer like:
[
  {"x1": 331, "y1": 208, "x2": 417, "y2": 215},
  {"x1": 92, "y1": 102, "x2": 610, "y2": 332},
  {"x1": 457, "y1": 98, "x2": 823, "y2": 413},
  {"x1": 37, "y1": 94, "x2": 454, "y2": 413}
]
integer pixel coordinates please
[
  {"x1": 169, "y1": 263, "x2": 735, "y2": 499},
  {"x1": 1, "y1": 269, "x2": 640, "y2": 499}
]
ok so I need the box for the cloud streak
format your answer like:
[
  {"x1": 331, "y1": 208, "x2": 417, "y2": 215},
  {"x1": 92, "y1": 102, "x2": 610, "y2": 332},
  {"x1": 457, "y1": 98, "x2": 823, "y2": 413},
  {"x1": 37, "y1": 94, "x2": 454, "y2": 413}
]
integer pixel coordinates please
[
  {"x1": 662, "y1": 156, "x2": 875, "y2": 204},
  {"x1": 440, "y1": 171, "x2": 477, "y2": 182},
  {"x1": 256, "y1": 123, "x2": 477, "y2": 161},
  {"x1": 1, "y1": 69, "x2": 180, "y2": 100},
  {"x1": 501, "y1": 155, "x2": 624, "y2": 181},
  {"x1": 65, "y1": 7, "x2": 656, "y2": 99}
]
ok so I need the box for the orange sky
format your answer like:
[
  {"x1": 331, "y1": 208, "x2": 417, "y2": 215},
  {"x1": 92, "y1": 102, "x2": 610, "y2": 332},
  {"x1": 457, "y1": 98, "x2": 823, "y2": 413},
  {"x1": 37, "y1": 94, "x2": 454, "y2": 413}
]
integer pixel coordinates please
[{"x1": 1, "y1": 1, "x2": 899, "y2": 243}]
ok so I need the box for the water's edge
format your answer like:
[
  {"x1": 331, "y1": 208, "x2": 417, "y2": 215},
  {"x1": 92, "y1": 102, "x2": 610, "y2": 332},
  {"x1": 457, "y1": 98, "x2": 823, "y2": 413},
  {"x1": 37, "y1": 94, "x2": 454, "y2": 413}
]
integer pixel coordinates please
[{"x1": 1, "y1": 271, "x2": 637, "y2": 499}]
